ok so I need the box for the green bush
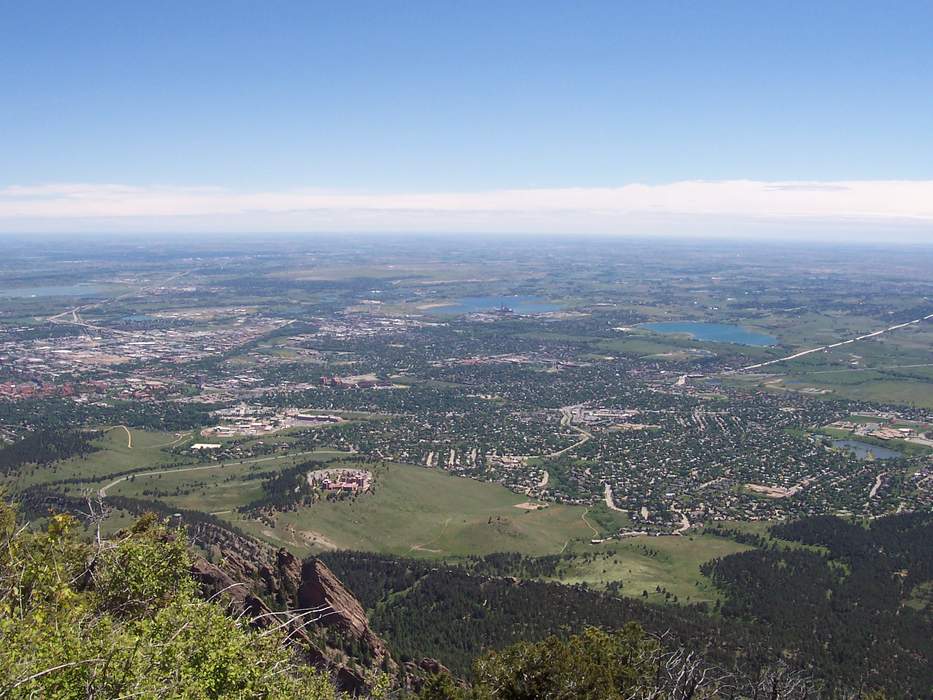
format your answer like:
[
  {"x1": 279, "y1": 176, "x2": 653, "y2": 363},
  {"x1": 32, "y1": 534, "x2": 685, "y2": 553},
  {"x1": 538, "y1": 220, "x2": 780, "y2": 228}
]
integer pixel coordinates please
[
  {"x1": 0, "y1": 498, "x2": 351, "y2": 699},
  {"x1": 417, "y1": 625, "x2": 660, "y2": 700}
]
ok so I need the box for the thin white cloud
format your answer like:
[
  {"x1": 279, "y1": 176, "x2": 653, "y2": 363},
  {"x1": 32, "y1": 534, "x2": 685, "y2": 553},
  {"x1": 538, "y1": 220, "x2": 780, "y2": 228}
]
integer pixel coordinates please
[{"x1": 1, "y1": 180, "x2": 932, "y2": 239}]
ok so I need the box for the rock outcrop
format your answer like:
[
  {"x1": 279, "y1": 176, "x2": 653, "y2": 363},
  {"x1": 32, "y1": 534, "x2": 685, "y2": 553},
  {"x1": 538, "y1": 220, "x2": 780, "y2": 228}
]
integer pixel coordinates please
[
  {"x1": 190, "y1": 540, "x2": 396, "y2": 692},
  {"x1": 189, "y1": 554, "x2": 319, "y2": 653},
  {"x1": 298, "y1": 558, "x2": 395, "y2": 671}
]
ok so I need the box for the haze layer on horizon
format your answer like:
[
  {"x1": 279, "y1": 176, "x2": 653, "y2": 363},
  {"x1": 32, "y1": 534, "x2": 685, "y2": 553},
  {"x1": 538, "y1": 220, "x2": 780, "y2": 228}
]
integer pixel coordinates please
[
  {"x1": 2, "y1": 2, "x2": 932, "y2": 242},
  {"x1": 1, "y1": 180, "x2": 933, "y2": 242}
]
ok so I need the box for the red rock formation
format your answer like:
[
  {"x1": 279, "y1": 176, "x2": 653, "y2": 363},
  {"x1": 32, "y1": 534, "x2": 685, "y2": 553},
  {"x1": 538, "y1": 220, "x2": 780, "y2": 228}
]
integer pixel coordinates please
[
  {"x1": 298, "y1": 558, "x2": 395, "y2": 671},
  {"x1": 190, "y1": 544, "x2": 397, "y2": 690}
]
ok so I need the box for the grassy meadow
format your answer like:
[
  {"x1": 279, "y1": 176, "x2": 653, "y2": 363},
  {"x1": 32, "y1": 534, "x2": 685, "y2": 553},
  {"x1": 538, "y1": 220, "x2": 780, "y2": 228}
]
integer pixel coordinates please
[
  {"x1": 227, "y1": 462, "x2": 605, "y2": 557},
  {"x1": 9, "y1": 429, "x2": 758, "y2": 607}
]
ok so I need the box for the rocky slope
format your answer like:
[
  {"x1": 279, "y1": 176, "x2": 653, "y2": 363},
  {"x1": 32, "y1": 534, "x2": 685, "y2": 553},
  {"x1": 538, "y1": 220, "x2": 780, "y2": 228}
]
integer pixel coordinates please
[{"x1": 189, "y1": 529, "x2": 397, "y2": 693}]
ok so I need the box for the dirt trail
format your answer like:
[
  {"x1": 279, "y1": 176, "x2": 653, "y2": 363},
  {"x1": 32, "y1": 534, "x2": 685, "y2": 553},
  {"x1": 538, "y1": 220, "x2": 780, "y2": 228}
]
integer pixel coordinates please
[
  {"x1": 149, "y1": 432, "x2": 193, "y2": 449},
  {"x1": 107, "y1": 425, "x2": 132, "y2": 448},
  {"x1": 409, "y1": 517, "x2": 452, "y2": 553},
  {"x1": 581, "y1": 508, "x2": 599, "y2": 537}
]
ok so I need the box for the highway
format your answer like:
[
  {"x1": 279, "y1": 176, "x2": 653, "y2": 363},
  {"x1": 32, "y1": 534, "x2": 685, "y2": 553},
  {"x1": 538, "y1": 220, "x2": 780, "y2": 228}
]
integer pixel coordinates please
[{"x1": 733, "y1": 311, "x2": 933, "y2": 373}]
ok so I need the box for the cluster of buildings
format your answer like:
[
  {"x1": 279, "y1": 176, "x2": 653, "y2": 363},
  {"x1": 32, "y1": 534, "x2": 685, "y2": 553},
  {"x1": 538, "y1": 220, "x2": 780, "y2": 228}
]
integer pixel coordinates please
[
  {"x1": 430, "y1": 352, "x2": 591, "y2": 371},
  {"x1": 0, "y1": 316, "x2": 291, "y2": 397},
  {"x1": 0, "y1": 381, "x2": 82, "y2": 400},
  {"x1": 300, "y1": 315, "x2": 437, "y2": 342},
  {"x1": 319, "y1": 374, "x2": 397, "y2": 389},
  {"x1": 308, "y1": 468, "x2": 372, "y2": 494},
  {"x1": 0, "y1": 381, "x2": 109, "y2": 401},
  {"x1": 828, "y1": 419, "x2": 913, "y2": 440},
  {"x1": 201, "y1": 404, "x2": 344, "y2": 437},
  {"x1": 826, "y1": 414, "x2": 933, "y2": 446}
]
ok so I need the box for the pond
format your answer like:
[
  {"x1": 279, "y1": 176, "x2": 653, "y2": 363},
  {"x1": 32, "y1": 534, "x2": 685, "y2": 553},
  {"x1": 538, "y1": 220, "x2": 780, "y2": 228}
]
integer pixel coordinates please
[
  {"x1": 831, "y1": 439, "x2": 903, "y2": 460},
  {"x1": 640, "y1": 321, "x2": 776, "y2": 346},
  {"x1": 426, "y1": 295, "x2": 560, "y2": 315}
]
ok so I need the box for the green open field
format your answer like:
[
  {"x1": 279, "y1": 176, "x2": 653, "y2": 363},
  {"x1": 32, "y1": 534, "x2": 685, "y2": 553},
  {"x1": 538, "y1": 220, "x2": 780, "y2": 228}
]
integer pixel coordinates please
[
  {"x1": 729, "y1": 370, "x2": 933, "y2": 409},
  {"x1": 555, "y1": 535, "x2": 752, "y2": 605},
  {"x1": 3, "y1": 426, "x2": 196, "y2": 490},
  {"x1": 102, "y1": 448, "x2": 351, "y2": 510},
  {"x1": 223, "y1": 462, "x2": 610, "y2": 557},
  {"x1": 94, "y1": 451, "x2": 739, "y2": 603},
  {"x1": 10, "y1": 430, "x2": 762, "y2": 607},
  {"x1": 215, "y1": 463, "x2": 735, "y2": 604},
  {"x1": 723, "y1": 319, "x2": 933, "y2": 408}
]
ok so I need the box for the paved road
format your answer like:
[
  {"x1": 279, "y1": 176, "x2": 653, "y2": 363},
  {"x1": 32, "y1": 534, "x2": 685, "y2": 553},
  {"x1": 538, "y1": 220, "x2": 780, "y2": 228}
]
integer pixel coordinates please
[
  {"x1": 603, "y1": 483, "x2": 625, "y2": 512},
  {"x1": 97, "y1": 448, "x2": 330, "y2": 497},
  {"x1": 868, "y1": 472, "x2": 887, "y2": 500},
  {"x1": 671, "y1": 506, "x2": 691, "y2": 535},
  {"x1": 545, "y1": 406, "x2": 593, "y2": 459},
  {"x1": 733, "y1": 311, "x2": 933, "y2": 373},
  {"x1": 48, "y1": 270, "x2": 194, "y2": 331}
]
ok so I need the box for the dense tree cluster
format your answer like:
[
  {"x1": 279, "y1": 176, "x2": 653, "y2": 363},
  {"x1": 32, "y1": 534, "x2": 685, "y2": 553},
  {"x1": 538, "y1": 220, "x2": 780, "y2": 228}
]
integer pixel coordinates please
[
  {"x1": 418, "y1": 625, "x2": 827, "y2": 700},
  {"x1": 462, "y1": 552, "x2": 565, "y2": 579},
  {"x1": 0, "y1": 429, "x2": 99, "y2": 474},
  {"x1": 702, "y1": 513, "x2": 933, "y2": 697},
  {"x1": 0, "y1": 398, "x2": 212, "y2": 432},
  {"x1": 319, "y1": 551, "x2": 771, "y2": 680},
  {"x1": 772, "y1": 512, "x2": 933, "y2": 590},
  {"x1": 239, "y1": 459, "x2": 325, "y2": 514},
  {"x1": 323, "y1": 516, "x2": 932, "y2": 698}
]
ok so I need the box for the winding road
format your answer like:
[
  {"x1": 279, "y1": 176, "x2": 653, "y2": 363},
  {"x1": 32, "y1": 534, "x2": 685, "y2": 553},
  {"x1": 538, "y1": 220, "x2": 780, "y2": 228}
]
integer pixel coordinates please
[
  {"x1": 603, "y1": 483, "x2": 625, "y2": 512},
  {"x1": 548, "y1": 406, "x2": 593, "y2": 457},
  {"x1": 97, "y1": 448, "x2": 331, "y2": 497},
  {"x1": 671, "y1": 506, "x2": 691, "y2": 535}
]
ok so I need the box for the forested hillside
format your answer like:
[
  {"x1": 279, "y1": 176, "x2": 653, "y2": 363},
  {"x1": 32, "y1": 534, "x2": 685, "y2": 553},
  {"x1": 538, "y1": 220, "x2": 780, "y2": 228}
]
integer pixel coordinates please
[
  {"x1": 323, "y1": 513, "x2": 933, "y2": 697},
  {"x1": 0, "y1": 429, "x2": 99, "y2": 473},
  {"x1": 4, "y1": 490, "x2": 928, "y2": 698},
  {"x1": 703, "y1": 512, "x2": 933, "y2": 697}
]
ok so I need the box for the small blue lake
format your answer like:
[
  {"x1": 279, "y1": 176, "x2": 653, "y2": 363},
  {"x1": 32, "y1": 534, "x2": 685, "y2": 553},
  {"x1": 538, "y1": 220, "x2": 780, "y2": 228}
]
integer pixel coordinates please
[
  {"x1": 427, "y1": 295, "x2": 560, "y2": 315},
  {"x1": 831, "y1": 439, "x2": 903, "y2": 460},
  {"x1": 641, "y1": 322, "x2": 776, "y2": 346}
]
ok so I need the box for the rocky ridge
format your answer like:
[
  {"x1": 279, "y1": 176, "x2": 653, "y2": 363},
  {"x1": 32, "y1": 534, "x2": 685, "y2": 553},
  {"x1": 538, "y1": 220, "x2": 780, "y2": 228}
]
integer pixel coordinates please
[{"x1": 189, "y1": 530, "x2": 396, "y2": 693}]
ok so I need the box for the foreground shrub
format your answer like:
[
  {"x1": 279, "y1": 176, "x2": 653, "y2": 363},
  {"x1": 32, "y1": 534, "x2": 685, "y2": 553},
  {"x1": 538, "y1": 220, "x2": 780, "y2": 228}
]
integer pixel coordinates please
[{"x1": 0, "y1": 499, "x2": 351, "y2": 699}]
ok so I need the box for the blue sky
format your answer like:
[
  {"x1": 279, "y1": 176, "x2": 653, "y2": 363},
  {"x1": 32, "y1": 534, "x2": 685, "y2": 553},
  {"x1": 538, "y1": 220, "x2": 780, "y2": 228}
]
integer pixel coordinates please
[{"x1": 2, "y1": 1, "x2": 933, "y2": 237}]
